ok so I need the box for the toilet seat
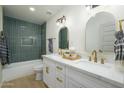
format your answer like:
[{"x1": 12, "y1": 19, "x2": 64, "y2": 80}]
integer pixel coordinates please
[
  {"x1": 33, "y1": 65, "x2": 43, "y2": 70},
  {"x1": 33, "y1": 65, "x2": 43, "y2": 80}
]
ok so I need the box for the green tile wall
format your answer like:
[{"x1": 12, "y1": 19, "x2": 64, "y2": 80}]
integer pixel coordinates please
[
  {"x1": 4, "y1": 16, "x2": 46, "y2": 63},
  {"x1": 41, "y1": 22, "x2": 46, "y2": 55}
]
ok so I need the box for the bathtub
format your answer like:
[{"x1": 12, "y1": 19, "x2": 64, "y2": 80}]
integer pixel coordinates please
[{"x1": 3, "y1": 59, "x2": 43, "y2": 82}]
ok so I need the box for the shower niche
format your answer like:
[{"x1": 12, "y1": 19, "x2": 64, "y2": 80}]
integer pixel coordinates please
[{"x1": 21, "y1": 37, "x2": 35, "y2": 46}]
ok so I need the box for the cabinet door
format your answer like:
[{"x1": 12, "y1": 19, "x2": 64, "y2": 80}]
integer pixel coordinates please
[
  {"x1": 68, "y1": 78, "x2": 85, "y2": 88},
  {"x1": 43, "y1": 62, "x2": 50, "y2": 87},
  {"x1": 0, "y1": 6, "x2": 3, "y2": 32},
  {"x1": 67, "y1": 67, "x2": 119, "y2": 88},
  {"x1": 43, "y1": 58, "x2": 56, "y2": 88}
]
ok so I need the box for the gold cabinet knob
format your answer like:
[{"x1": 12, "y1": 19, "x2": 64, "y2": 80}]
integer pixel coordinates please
[
  {"x1": 56, "y1": 66, "x2": 63, "y2": 71},
  {"x1": 46, "y1": 67, "x2": 49, "y2": 74},
  {"x1": 56, "y1": 77, "x2": 63, "y2": 83}
]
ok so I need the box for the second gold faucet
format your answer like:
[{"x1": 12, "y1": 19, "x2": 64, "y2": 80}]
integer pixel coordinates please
[
  {"x1": 91, "y1": 50, "x2": 97, "y2": 62},
  {"x1": 89, "y1": 49, "x2": 105, "y2": 64}
]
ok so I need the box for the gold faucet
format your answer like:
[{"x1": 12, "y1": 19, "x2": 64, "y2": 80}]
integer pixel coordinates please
[
  {"x1": 99, "y1": 49, "x2": 105, "y2": 64},
  {"x1": 91, "y1": 50, "x2": 97, "y2": 62},
  {"x1": 58, "y1": 49, "x2": 65, "y2": 57},
  {"x1": 89, "y1": 49, "x2": 106, "y2": 64}
]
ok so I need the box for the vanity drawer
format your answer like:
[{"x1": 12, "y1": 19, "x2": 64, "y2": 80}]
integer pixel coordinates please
[
  {"x1": 55, "y1": 74, "x2": 66, "y2": 88},
  {"x1": 55, "y1": 63, "x2": 66, "y2": 88},
  {"x1": 55, "y1": 62, "x2": 66, "y2": 75}
]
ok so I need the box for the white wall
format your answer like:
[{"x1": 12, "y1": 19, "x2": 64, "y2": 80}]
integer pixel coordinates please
[
  {"x1": 0, "y1": 59, "x2": 2, "y2": 87},
  {"x1": 0, "y1": 5, "x2": 3, "y2": 32},
  {"x1": 46, "y1": 6, "x2": 86, "y2": 54},
  {"x1": 0, "y1": 5, "x2": 3, "y2": 87},
  {"x1": 46, "y1": 5, "x2": 124, "y2": 56}
]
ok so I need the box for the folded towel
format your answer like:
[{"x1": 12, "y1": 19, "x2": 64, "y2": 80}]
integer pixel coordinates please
[
  {"x1": 0, "y1": 38, "x2": 9, "y2": 65},
  {"x1": 114, "y1": 31, "x2": 124, "y2": 61},
  {"x1": 48, "y1": 38, "x2": 53, "y2": 53},
  {"x1": 115, "y1": 31, "x2": 124, "y2": 40}
]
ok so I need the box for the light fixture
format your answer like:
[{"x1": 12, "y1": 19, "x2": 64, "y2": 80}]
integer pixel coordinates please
[
  {"x1": 85, "y1": 5, "x2": 99, "y2": 10},
  {"x1": 29, "y1": 7, "x2": 35, "y2": 11},
  {"x1": 56, "y1": 16, "x2": 66, "y2": 26},
  {"x1": 85, "y1": 5, "x2": 92, "y2": 10},
  {"x1": 56, "y1": 21, "x2": 60, "y2": 26}
]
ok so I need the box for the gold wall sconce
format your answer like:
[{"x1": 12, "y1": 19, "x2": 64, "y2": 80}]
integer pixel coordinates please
[
  {"x1": 85, "y1": 5, "x2": 99, "y2": 10},
  {"x1": 56, "y1": 16, "x2": 66, "y2": 26}
]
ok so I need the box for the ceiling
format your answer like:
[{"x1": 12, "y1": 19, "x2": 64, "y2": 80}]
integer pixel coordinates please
[{"x1": 3, "y1": 5, "x2": 64, "y2": 25}]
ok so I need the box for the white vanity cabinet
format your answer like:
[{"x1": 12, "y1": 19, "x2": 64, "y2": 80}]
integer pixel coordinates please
[
  {"x1": 67, "y1": 76, "x2": 85, "y2": 88},
  {"x1": 0, "y1": 6, "x2": 3, "y2": 32},
  {"x1": 66, "y1": 67, "x2": 119, "y2": 88},
  {"x1": 43, "y1": 55, "x2": 123, "y2": 88},
  {"x1": 43, "y1": 58, "x2": 56, "y2": 88},
  {"x1": 55, "y1": 62, "x2": 66, "y2": 88},
  {"x1": 43, "y1": 57, "x2": 66, "y2": 88}
]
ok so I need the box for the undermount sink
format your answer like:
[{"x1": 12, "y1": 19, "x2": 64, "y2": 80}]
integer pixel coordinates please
[{"x1": 76, "y1": 59, "x2": 112, "y2": 69}]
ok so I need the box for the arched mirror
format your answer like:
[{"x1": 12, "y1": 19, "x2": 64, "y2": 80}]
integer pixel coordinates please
[
  {"x1": 59, "y1": 27, "x2": 69, "y2": 49},
  {"x1": 85, "y1": 12, "x2": 116, "y2": 52}
]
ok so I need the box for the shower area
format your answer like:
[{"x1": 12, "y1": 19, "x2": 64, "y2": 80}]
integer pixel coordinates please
[
  {"x1": 4, "y1": 16, "x2": 46, "y2": 63},
  {"x1": 2, "y1": 16, "x2": 46, "y2": 81}
]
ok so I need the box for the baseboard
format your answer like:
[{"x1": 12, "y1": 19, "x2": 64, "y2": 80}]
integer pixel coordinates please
[{"x1": 43, "y1": 82, "x2": 48, "y2": 88}]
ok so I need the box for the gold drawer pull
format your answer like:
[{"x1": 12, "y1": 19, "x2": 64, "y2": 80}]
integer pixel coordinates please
[
  {"x1": 56, "y1": 66, "x2": 63, "y2": 70},
  {"x1": 46, "y1": 67, "x2": 49, "y2": 74},
  {"x1": 56, "y1": 77, "x2": 63, "y2": 83}
]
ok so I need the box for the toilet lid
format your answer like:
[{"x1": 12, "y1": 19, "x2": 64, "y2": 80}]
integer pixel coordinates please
[{"x1": 33, "y1": 65, "x2": 43, "y2": 70}]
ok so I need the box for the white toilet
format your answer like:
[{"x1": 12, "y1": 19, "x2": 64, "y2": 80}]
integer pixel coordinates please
[{"x1": 33, "y1": 65, "x2": 43, "y2": 80}]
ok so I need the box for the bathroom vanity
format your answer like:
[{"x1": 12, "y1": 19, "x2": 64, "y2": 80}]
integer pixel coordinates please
[{"x1": 43, "y1": 54, "x2": 124, "y2": 88}]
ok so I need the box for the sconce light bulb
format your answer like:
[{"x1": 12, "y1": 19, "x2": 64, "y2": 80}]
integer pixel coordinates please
[
  {"x1": 62, "y1": 19, "x2": 66, "y2": 24},
  {"x1": 86, "y1": 5, "x2": 92, "y2": 11},
  {"x1": 56, "y1": 21, "x2": 60, "y2": 26}
]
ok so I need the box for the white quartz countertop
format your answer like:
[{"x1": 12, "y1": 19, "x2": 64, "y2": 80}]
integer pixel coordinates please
[{"x1": 43, "y1": 54, "x2": 124, "y2": 86}]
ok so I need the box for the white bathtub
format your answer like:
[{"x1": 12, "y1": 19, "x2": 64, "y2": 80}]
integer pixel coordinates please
[{"x1": 3, "y1": 59, "x2": 43, "y2": 81}]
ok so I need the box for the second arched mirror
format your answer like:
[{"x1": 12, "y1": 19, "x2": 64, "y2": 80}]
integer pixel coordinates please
[
  {"x1": 59, "y1": 27, "x2": 69, "y2": 49},
  {"x1": 85, "y1": 12, "x2": 116, "y2": 52}
]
